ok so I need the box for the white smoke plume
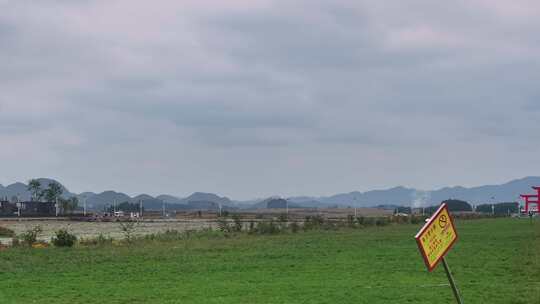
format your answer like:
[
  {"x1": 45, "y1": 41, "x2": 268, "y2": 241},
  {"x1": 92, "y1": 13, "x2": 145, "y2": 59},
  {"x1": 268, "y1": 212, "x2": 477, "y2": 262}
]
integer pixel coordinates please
[{"x1": 411, "y1": 190, "x2": 431, "y2": 208}]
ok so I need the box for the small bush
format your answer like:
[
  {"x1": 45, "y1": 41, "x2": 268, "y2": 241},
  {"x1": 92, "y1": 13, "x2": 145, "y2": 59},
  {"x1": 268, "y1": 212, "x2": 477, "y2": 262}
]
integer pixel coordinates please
[
  {"x1": 119, "y1": 221, "x2": 138, "y2": 244},
  {"x1": 217, "y1": 218, "x2": 231, "y2": 233},
  {"x1": 19, "y1": 226, "x2": 42, "y2": 246},
  {"x1": 255, "y1": 220, "x2": 280, "y2": 234},
  {"x1": 304, "y1": 215, "x2": 325, "y2": 230},
  {"x1": 97, "y1": 233, "x2": 113, "y2": 245},
  {"x1": 0, "y1": 226, "x2": 15, "y2": 237},
  {"x1": 290, "y1": 221, "x2": 300, "y2": 233},
  {"x1": 277, "y1": 213, "x2": 289, "y2": 230},
  {"x1": 52, "y1": 229, "x2": 77, "y2": 247},
  {"x1": 232, "y1": 214, "x2": 242, "y2": 232},
  {"x1": 346, "y1": 215, "x2": 356, "y2": 228}
]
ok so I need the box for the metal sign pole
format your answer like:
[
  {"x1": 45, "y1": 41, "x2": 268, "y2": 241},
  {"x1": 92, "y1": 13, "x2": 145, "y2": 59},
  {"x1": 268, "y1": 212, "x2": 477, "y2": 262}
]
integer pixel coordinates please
[{"x1": 441, "y1": 257, "x2": 463, "y2": 304}]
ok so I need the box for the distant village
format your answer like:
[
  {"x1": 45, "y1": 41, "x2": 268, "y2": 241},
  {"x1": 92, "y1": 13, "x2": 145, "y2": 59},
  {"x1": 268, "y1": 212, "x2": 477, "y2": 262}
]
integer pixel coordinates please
[
  {"x1": 1, "y1": 177, "x2": 538, "y2": 218},
  {"x1": 0, "y1": 179, "x2": 77, "y2": 217}
]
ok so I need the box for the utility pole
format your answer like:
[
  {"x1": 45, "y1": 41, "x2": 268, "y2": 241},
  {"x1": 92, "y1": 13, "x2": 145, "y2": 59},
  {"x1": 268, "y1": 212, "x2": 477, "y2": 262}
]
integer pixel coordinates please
[
  {"x1": 17, "y1": 193, "x2": 21, "y2": 217},
  {"x1": 139, "y1": 199, "x2": 143, "y2": 218},
  {"x1": 162, "y1": 200, "x2": 165, "y2": 218},
  {"x1": 353, "y1": 197, "x2": 357, "y2": 218},
  {"x1": 83, "y1": 196, "x2": 87, "y2": 217}
]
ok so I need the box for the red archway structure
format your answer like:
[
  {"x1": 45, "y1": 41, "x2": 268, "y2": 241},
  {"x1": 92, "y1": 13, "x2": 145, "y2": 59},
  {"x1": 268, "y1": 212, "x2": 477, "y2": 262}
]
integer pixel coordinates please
[{"x1": 520, "y1": 186, "x2": 540, "y2": 213}]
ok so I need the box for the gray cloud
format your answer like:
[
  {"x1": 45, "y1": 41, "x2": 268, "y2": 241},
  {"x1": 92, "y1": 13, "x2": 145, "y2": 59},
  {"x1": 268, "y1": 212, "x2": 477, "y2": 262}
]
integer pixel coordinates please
[{"x1": 1, "y1": 0, "x2": 540, "y2": 199}]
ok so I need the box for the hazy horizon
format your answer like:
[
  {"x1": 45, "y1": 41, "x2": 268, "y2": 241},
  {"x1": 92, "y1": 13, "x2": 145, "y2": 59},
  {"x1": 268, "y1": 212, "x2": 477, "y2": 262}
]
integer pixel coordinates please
[{"x1": 0, "y1": 175, "x2": 536, "y2": 202}]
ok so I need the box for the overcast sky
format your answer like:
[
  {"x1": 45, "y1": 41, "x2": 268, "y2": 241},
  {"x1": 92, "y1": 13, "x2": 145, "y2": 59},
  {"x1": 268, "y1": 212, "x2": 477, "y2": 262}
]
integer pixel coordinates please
[{"x1": 1, "y1": 0, "x2": 539, "y2": 199}]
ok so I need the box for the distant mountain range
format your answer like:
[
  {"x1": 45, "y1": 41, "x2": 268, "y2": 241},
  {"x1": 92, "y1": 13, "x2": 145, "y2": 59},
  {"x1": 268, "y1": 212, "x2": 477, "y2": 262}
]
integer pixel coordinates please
[
  {"x1": 287, "y1": 176, "x2": 540, "y2": 207},
  {"x1": 1, "y1": 176, "x2": 539, "y2": 211}
]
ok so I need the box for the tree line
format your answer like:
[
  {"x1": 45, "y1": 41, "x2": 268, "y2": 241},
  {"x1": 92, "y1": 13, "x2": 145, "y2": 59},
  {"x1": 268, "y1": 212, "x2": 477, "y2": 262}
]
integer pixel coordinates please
[
  {"x1": 26, "y1": 179, "x2": 78, "y2": 214},
  {"x1": 396, "y1": 199, "x2": 519, "y2": 215}
]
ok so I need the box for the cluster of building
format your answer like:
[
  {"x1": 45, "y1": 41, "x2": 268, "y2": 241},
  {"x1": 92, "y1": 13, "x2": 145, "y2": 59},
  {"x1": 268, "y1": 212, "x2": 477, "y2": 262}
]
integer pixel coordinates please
[{"x1": 0, "y1": 200, "x2": 56, "y2": 217}]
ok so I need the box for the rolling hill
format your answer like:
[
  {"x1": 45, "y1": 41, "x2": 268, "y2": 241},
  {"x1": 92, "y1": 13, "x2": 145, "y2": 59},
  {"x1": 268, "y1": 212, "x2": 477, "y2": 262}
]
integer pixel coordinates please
[{"x1": 2, "y1": 176, "x2": 539, "y2": 210}]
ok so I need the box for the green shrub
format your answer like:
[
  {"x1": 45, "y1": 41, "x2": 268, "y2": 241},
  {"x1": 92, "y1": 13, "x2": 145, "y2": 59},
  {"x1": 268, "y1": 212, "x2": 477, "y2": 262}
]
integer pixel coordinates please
[
  {"x1": 347, "y1": 215, "x2": 356, "y2": 228},
  {"x1": 51, "y1": 229, "x2": 77, "y2": 247},
  {"x1": 0, "y1": 226, "x2": 15, "y2": 237},
  {"x1": 19, "y1": 226, "x2": 42, "y2": 246},
  {"x1": 232, "y1": 214, "x2": 242, "y2": 232},
  {"x1": 97, "y1": 233, "x2": 113, "y2": 245},
  {"x1": 217, "y1": 218, "x2": 231, "y2": 233},
  {"x1": 255, "y1": 220, "x2": 280, "y2": 234},
  {"x1": 304, "y1": 215, "x2": 325, "y2": 230},
  {"x1": 290, "y1": 221, "x2": 300, "y2": 233},
  {"x1": 248, "y1": 221, "x2": 255, "y2": 234},
  {"x1": 119, "y1": 221, "x2": 138, "y2": 244}
]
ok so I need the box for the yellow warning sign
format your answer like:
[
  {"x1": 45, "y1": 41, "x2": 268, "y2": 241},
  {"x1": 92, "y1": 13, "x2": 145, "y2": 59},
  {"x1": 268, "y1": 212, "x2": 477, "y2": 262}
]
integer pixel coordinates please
[{"x1": 414, "y1": 203, "x2": 458, "y2": 271}]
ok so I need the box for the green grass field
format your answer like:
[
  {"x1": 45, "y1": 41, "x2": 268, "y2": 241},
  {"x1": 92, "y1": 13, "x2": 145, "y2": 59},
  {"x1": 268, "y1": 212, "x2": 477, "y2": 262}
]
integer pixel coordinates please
[{"x1": 1, "y1": 218, "x2": 539, "y2": 303}]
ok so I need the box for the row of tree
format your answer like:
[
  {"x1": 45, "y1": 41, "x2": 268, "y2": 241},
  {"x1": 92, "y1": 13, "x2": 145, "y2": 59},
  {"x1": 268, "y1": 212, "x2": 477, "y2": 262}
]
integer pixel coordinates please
[
  {"x1": 27, "y1": 179, "x2": 78, "y2": 214},
  {"x1": 396, "y1": 199, "x2": 520, "y2": 215},
  {"x1": 27, "y1": 179, "x2": 63, "y2": 202}
]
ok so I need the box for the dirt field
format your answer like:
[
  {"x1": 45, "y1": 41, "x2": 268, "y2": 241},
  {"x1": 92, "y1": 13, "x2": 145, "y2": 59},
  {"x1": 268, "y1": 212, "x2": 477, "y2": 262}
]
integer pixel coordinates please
[
  {"x1": 0, "y1": 219, "x2": 217, "y2": 245},
  {"x1": 0, "y1": 208, "x2": 392, "y2": 245}
]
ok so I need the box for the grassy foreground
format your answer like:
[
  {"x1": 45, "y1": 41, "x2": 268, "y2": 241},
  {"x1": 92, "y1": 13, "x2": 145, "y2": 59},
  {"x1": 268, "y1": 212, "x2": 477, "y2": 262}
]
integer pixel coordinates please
[{"x1": 1, "y1": 218, "x2": 538, "y2": 303}]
